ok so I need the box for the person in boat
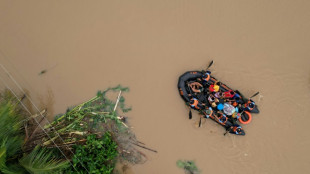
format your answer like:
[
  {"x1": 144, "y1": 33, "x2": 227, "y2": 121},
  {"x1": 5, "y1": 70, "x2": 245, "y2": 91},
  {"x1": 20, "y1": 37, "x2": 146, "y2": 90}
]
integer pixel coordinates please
[
  {"x1": 225, "y1": 93, "x2": 241, "y2": 105},
  {"x1": 189, "y1": 98, "x2": 206, "y2": 110},
  {"x1": 230, "y1": 112, "x2": 241, "y2": 125},
  {"x1": 204, "y1": 107, "x2": 213, "y2": 118},
  {"x1": 214, "y1": 91, "x2": 223, "y2": 99},
  {"x1": 210, "y1": 97, "x2": 220, "y2": 109},
  {"x1": 232, "y1": 126, "x2": 243, "y2": 135},
  {"x1": 215, "y1": 111, "x2": 227, "y2": 125},
  {"x1": 188, "y1": 82, "x2": 204, "y2": 93},
  {"x1": 211, "y1": 101, "x2": 217, "y2": 108},
  {"x1": 232, "y1": 93, "x2": 241, "y2": 102},
  {"x1": 208, "y1": 94, "x2": 216, "y2": 104},
  {"x1": 241, "y1": 99, "x2": 255, "y2": 112},
  {"x1": 223, "y1": 90, "x2": 235, "y2": 99},
  {"x1": 202, "y1": 70, "x2": 211, "y2": 86},
  {"x1": 209, "y1": 81, "x2": 221, "y2": 93},
  {"x1": 225, "y1": 98, "x2": 239, "y2": 107}
]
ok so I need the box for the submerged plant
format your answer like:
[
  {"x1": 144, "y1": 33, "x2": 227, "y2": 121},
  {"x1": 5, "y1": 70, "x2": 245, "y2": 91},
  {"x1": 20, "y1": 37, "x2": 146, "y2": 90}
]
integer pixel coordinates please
[{"x1": 177, "y1": 160, "x2": 200, "y2": 174}]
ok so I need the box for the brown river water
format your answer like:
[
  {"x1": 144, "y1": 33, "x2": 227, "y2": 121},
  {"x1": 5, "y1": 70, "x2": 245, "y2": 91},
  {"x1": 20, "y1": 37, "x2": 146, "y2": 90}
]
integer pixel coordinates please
[{"x1": 1, "y1": 1, "x2": 310, "y2": 174}]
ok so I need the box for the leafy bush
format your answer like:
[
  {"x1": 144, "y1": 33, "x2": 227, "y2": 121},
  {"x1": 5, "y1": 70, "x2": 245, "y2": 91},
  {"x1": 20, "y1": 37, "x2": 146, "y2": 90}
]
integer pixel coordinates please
[
  {"x1": 176, "y1": 160, "x2": 200, "y2": 174},
  {"x1": 19, "y1": 147, "x2": 69, "y2": 174},
  {"x1": 0, "y1": 91, "x2": 69, "y2": 174},
  {"x1": 68, "y1": 133, "x2": 118, "y2": 174}
]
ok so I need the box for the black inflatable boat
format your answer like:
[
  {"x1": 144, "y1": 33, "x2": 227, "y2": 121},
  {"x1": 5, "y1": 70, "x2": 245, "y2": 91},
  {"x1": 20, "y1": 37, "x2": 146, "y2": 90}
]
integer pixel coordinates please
[{"x1": 178, "y1": 67, "x2": 259, "y2": 136}]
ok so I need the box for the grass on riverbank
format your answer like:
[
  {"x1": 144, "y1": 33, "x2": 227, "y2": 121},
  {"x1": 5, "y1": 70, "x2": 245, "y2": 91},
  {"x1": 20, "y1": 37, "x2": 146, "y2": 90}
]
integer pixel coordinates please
[{"x1": 0, "y1": 85, "x2": 145, "y2": 174}]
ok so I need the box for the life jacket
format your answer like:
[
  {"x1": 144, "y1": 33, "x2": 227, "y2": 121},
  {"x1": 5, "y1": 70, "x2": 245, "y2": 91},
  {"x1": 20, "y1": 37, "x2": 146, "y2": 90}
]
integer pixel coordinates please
[
  {"x1": 232, "y1": 126, "x2": 242, "y2": 135},
  {"x1": 243, "y1": 99, "x2": 255, "y2": 111},
  {"x1": 217, "y1": 113, "x2": 227, "y2": 125},
  {"x1": 202, "y1": 71, "x2": 211, "y2": 82},
  {"x1": 190, "y1": 98, "x2": 204, "y2": 110}
]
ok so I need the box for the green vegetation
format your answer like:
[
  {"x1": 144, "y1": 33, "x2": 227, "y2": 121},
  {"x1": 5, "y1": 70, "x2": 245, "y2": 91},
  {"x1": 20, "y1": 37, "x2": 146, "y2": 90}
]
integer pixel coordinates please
[
  {"x1": 68, "y1": 133, "x2": 118, "y2": 174},
  {"x1": 0, "y1": 90, "x2": 68, "y2": 174},
  {"x1": 0, "y1": 85, "x2": 144, "y2": 174},
  {"x1": 177, "y1": 160, "x2": 200, "y2": 174},
  {"x1": 19, "y1": 147, "x2": 69, "y2": 174}
]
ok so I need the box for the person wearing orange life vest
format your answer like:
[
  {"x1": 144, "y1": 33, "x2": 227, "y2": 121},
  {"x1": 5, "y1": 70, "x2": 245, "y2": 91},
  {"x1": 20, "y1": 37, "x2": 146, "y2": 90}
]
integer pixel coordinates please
[
  {"x1": 241, "y1": 99, "x2": 255, "y2": 112},
  {"x1": 214, "y1": 111, "x2": 227, "y2": 125},
  {"x1": 231, "y1": 112, "x2": 241, "y2": 125},
  {"x1": 202, "y1": 70, "x2": 211, "y2": 86},
  {"x1": 189, "y1": 98, "x2": 205, "y2": 110},
  {"x1": 232, "y1": 126, "x2": 243, "y2": 135}
]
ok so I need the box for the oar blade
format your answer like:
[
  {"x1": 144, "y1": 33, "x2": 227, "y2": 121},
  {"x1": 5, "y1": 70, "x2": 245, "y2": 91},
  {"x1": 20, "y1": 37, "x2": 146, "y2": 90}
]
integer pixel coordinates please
[
  {"x1": 206, "y1": 60, "x2": 214, "y2": 70},
  {"x1": 189, "y1": 109, "x2": 192, "y2": 119},
  {"x1": 199, "y1": 117, "x2": 202, "y2": 127},
  {"x1": 250, "y1": 92, "x2": 259, "y2": 98}
]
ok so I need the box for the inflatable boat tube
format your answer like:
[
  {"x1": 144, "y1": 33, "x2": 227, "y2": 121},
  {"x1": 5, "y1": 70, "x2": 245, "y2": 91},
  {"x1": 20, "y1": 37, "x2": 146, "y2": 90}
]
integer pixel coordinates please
[{"x1": 178, "y1": 71, "x2": 203, "y2": 103}]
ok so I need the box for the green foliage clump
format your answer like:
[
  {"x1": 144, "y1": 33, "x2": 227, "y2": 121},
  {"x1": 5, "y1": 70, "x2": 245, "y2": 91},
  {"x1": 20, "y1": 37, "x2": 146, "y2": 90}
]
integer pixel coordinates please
[
  {"x1": 68, "y1": 133, "x2": 118, "y2": 174},
  {"x1": 1, "y1": 86, "x2": 138, "y2": 174},
  {"x1": 176, "y1": 160, "x2": 200, "y2": 174},
  {"x1": 19, "y1": 147, "x2": 69, "y2": 174},
  {"x1": 44, "y1": 85, "x2": 132, "y2": 144},
  {"x1": 0, "y1": 90, "x2": 69, "y2": 174}
]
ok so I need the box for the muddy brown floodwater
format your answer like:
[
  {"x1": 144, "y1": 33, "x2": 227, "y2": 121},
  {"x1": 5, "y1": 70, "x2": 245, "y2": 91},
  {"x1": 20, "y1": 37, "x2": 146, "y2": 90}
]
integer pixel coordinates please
[{"x1": 1, "y1": 1, "x2": 310, "y2": 174}]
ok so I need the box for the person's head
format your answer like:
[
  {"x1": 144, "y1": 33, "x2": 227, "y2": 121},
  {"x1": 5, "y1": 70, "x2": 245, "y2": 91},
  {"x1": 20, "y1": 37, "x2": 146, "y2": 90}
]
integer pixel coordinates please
[
  {"x1": 211, "y1": 102, "x2": 217, "y2": 108},
  {"x1": 230, "y1": 91, "x2": 235, "y2": 95},
  {"x1": 249, "y1": 103, "x2": 255, "y2": 108},
  {"x1": 217, "y1": 82, "x2": 222, "y2": 86},
  {"x1": 206, "y1": 109, "x2": 211, "y2": 115}
]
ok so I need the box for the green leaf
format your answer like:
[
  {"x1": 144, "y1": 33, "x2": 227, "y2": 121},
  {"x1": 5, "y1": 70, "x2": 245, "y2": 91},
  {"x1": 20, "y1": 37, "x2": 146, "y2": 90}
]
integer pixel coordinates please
[{"x1": 19, "y1": 147, "x2": 69, "y2": 174}]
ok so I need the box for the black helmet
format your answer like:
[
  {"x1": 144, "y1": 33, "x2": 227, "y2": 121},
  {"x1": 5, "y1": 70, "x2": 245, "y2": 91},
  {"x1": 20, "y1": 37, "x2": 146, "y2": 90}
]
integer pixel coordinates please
[{"x1": 249, "y1": 103, "x2": 254, "y2": 108}]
